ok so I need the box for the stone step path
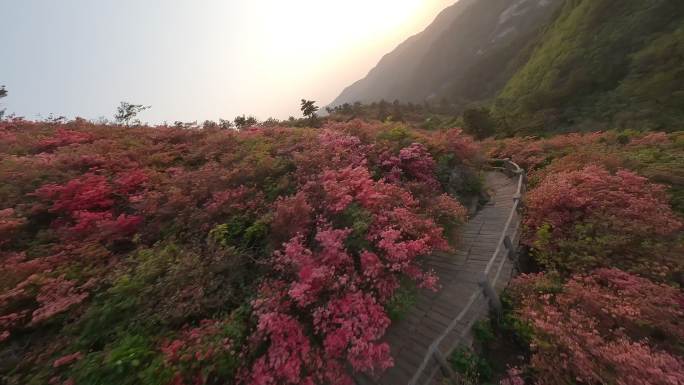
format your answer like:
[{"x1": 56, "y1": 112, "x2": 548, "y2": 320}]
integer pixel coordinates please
[{"x1": 356, "y1": 171, "x2": 520, "y2": 385}]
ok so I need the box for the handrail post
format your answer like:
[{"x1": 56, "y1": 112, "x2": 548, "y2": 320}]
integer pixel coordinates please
[
  {"x1": 503, "y1": 235, "x2": 516, "y2": 260},
  {"x1": 479, "y1": 272, "x2": 502, "y2": 316},
  {"x1": 516, "y1": 198, "x2": 525, "y2": 213},
  {"x1": 434, "y1": 350, "x2": 461, "y2": 384}
]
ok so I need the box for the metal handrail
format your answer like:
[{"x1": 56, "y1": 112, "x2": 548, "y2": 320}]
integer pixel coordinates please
[{"x1": 408, "y1": 159, "x2": 525, "y2": 385}]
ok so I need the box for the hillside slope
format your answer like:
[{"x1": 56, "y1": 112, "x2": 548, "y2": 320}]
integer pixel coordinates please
[
  {"x1": 332, "y1": 0, "x2": 564, "y2": 106},
  {"x1": 0, "y1": 120, "x2": 481, "y2": 385},
  {"x1": 332, "y1": 0, "x2": 477, "y2": 105},
  {"x1": 495, "y1": 0, "x2": 684, "y2": 134}
]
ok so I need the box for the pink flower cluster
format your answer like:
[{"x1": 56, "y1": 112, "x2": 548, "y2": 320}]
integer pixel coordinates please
[
  {"x1": 378, "y1": 142, "x2": 440, "y2": 188},
  {"x1": 499, "y1": 366, "x2": 525, "y2": 385},
  {"x1": 0, "y1": 120, "x2": 475, "y2": 384},
  {"x1": 53, "y1": 352, "x2": 83, "y2": 368},
  {"x1": 313, "y1": 292, "x2": 392, "y2": 373},
  {"x1": 524, "y1": 165, "x2": 682, "y2": 275},
  {"x1": 161, "y1": 319, "x2": 236, "y2": 385},
  {"x1": 1, "y1": 275, "x2": 90, "y2": 340},
  {"x1": 243, "y1": 132, "x2": 454, "y2": 384},
  {"x1": 33, "y1": 172, "x2": 144, "y2": 243},
  {"x1": 34, "y1": 173, "x2": 115, "y2": 213},
  {"x1": 37, "y1": 128, "x2": 94, "y2": 151},
  {"x1": 29, "y1": 275, "x2": 90, "y2": 326},
  {"x1": 0, "y1": 208, "x2": 25, "y2": 247},
  {"x1": 509, "y1": 269, "x2": 684, "y2": 385}
]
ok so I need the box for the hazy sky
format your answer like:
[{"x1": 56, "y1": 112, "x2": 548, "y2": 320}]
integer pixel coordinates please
[{"x1": 2, "y1": 0, "x2": 454, "y2": 123}]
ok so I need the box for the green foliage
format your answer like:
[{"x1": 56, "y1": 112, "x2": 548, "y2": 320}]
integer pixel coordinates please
[
  {"x1": 436, "y1": 153, "x2": 484, "y2": 204},
  {"x1": 435, "y1": 153, "x2": 456, "y2": 187},
  {"x1": 75, "y1": 242, "x2": 252, "y2": 350},
  {"x1": 300, "y1": 99, "x2": 319, "y2": 119},
  {"x1": 669, "y1": 186, "x2": 684, "y2": 216},
  {"x1": 243, "y1": 220, "x2": 269, "y2": 250},
  {"x1": 530, "y1": 223, "x2": 555, "y2": 268},
  {"x1": 376, "y1": 124, "x2": 416, "y2": 148},
  {"x1": 473, "y1": 319, "x2": 495, "y2": 345},
  {"x1": 495, "y1": 0, "x2": 684, "y2": 134},
  {"x1": 385, "y1": 280, "x2": 417, "y2": 321},
  {"x1": 233, "y1": 115, "x2": 258, "y2": 129},
  {"x1": 75, "y1": 244, "x2": 184, "y2": 347},
  {"x1": 326, "y1": 101, "x2": 459, "y2": 129},
  {"x1": 621, "y1": 144, "x2": 684, "y2": 216},
  {"x1": 77, "y1": 275, "x2": 145, "y2": 348},
  {"x1": 336, "y1": 203, "x2": 372, "y2": 254},
  {"x1": 460, "y1": 171, "x2": 484, "y2": 197},
  {"x1": 72, "y1": 334, "x2": 171, "y2": 385},
  {"x1": 462, "y1": 108, "x2": 496, "y2": 139},
  {"x1": 115, "y1": 102, "x2": 151, "y2": 126},
  {"x1": 536, "y1": 221, "x2": 653, "y2": 274},
  {"x1": 498, "y1": 296, "x2": 544, "y2": 350},
  {"x1": 209, "y1": 216, "x2": 270, "y2": 253},
  {"x1": 449, "y1": 348, "x2": 493, "y2": 384},
  {"x1": 0, "y1": 85, "x2": 6, "y2": 120}
]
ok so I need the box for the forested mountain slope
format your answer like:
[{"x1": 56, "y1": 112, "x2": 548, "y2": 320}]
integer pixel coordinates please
[
  {"x1": 335, "y1": 0, "x2": 684, "y2": 135},
  {"x1": 495, "y1": 0, "x2": 684, "y2": 134},
  {"x1": 331, "y1": 0, "x2": 476, "y2": 105},
  {"x1": 332, "y1": 0, "x2": 564, "y2": 106}
]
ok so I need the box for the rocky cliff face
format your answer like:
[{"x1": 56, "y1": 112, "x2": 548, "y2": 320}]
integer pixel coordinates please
[{"x1": 331, "y1": 0, "x2": 564, "y2": 106}]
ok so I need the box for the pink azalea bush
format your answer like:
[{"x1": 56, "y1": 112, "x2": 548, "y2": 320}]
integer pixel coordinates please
[
  {"x1": 524, "y1": 165, "x2": 682, "y2": 279},
  {"x1": 241, "y1": 131, "x2": 462, "y2": 383},
  {"x1": 0, "y1": 119, "x2": 474, "y2": 384},
  {"x1": 500, "y1": 367, "x2": 525, "y2": 385},
  {"x1": 491, "y1": 131, "x2": 684, "y2": 385},
  {"x1": 161, "y1": 317, "x2": 243, "y2": 385},
  {"x1": 508, "y1": 269, "x2": 684, "y2": 385}
]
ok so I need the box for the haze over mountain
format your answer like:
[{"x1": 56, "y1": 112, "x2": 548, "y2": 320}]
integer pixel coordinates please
[
  {"x1": 333, "y1": 0, "x2": 684, "y2": 133},
  {"x1": 332, "y1": 0, "x2": 565, "y2": 106}
]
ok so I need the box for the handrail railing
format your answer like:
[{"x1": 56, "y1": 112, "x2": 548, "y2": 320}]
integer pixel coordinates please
[{"x1": 407, "y1": 159, "x2": 526, "y2": 385}]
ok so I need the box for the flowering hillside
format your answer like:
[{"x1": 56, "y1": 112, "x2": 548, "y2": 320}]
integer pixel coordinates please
[
  {"x1": 485, "y1": 131, "x2": 684, "y2": 385},
  {"x1": 0, "y1": 119, "x2": 480, "y2": 385}
]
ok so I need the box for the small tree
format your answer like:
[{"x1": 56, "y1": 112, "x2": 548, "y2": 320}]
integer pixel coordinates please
[
  {"x1": 218, "y1": 119, "x2": 234, "y2": 130},
  {"x1": 261, "y1": 117, "x2": 281, "y2": 127},
  {"x1": 300, "y1": 99, "x2": 319, "y2": 121},
  {"x1": 0, "y1": 86, "x2": 7, "y2": 120},
  {"x1": 377, "y1": 99, "x2": 389, "y2": 121},
  {"x1": 462, "y1": 108, "x2": 496, "y2": 139},
  {"x1": 202, "y1": 120, "x2": 218, "y2": 129},
  {"x1": 114, "y1": 102, "x2": 150, "y2": 126},
  {"x1": 233, "y1": 115, "x2": 257, "y2": 130}
]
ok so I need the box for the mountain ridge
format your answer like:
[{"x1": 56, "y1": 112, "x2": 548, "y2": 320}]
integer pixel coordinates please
[
  {"x1": 331, "y1": 0, "x2": 564, "y2": 106},
  {"x1": 334, "y1": 0, "x2": 477, "y2": 105}
]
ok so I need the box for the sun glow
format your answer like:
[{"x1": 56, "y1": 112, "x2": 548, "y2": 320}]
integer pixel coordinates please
[
  {"x1": 248, "y1": 0, "x2": 441, "y2": 68},
  {"x1": 3, "y1": 0, "x2": 452, "y2": 122},
  {"x1": 241, "y1": 0, "x2": 449, "y2": 116},
  {"x1": 259, "y1": 0, "x2": 427, "y2": 49}
]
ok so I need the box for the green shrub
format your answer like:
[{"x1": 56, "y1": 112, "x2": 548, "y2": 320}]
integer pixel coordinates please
[
  {"x1": 336, "y1": 203, "x2": 372, "y2": 253},
  {"x1": 72, "y1": 334, "x2": 171, "y2": 385},
  {"x1": 449, "y1": 348, "x2": 492, "y2": 384},
  {"x1": 385, "y1": 280, "x2": 417, "y2": 321}
]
